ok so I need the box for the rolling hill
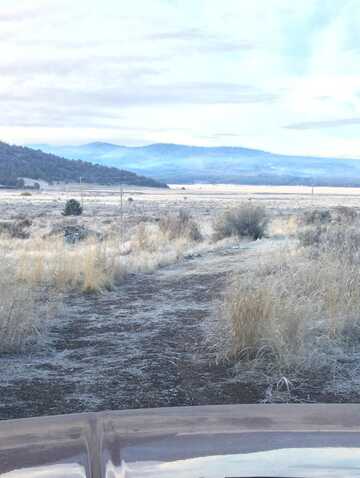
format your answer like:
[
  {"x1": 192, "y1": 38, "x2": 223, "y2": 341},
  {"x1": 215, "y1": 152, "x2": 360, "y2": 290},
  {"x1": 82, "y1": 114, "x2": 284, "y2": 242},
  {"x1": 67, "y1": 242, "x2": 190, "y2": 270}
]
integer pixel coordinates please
[
  {"x1": 31, "y1": 142, "x2": 360, "y2": 187},
  {"x1": 0, "y1": 141, "x2": 168, "y2": 188}
]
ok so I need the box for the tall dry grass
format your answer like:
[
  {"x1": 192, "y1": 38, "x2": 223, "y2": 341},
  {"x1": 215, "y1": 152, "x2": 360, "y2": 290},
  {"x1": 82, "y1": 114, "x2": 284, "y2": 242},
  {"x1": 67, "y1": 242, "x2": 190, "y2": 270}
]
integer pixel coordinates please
[
  {"x1": 210, "y1": 221, "x2": 360, "y2": 394},
  {"x1": 1, "y1": 213, "x2": 204, "y2": 293},
  {"x1": 0, "y1": 212, "x2": 205, "y2": 353},
  {"x1": 159, "y1": 209, "x2": 203, "y2": 242},
  {"x1": 15, "y1": 237, "x2": 114, "y2": 293},
  {"x1": 0, "y1": 257, "x2": 52, "y2": 354}
]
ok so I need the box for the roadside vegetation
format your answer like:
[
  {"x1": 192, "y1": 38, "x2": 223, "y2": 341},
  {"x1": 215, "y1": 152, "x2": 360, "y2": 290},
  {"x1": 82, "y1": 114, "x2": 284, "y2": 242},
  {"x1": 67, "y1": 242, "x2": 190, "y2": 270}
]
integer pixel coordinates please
[
  {"x1": 0, "y1": 201, "x2": 278, "y2": 355},
  {"x1": 214, "y1": 203, "x2": 268, "y2": 240},
  {"x1": 0, "y1": 270, "x2": 37, "y2": 354},
  {"x1": 5, "y1": 195, "x2": 360, "y2": 403},
  {"x1": 209, "y1": 206, "x2": 360, "y2": 400},
  {"x1": 0, "y1": 208, "x2": 209, "y2": 353}
]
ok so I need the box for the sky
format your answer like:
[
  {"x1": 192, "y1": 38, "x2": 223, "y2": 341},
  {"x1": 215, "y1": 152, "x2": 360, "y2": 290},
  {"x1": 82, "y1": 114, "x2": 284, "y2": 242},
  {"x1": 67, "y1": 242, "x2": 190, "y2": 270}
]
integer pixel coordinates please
[{"x1": 1, "y1": 0, "x2": 360, "y2": 157}]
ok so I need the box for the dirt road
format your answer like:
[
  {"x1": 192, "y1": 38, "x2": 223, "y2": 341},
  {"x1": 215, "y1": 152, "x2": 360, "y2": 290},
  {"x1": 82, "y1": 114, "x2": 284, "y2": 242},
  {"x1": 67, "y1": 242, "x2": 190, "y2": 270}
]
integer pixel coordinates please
[{"x1": 0, "y1": 240, "x2": 264, "y2": 419}]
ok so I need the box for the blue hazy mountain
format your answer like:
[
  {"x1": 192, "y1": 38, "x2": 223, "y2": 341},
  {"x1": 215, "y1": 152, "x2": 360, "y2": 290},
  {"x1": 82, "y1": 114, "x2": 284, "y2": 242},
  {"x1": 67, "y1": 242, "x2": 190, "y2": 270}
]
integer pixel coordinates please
[{"x1": 29, "y1": 142, "x2": 360, "y2": 186}]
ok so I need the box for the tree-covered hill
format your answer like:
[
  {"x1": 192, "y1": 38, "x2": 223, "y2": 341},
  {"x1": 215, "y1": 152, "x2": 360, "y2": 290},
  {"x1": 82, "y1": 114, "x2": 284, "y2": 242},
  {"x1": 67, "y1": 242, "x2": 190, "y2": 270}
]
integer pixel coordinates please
[
  {"x1": 0, "y1": 141, "x2": 168, "y2": 188},
  {"x1": 34, "y1": 141, "x2": 360, "y2": 187}
]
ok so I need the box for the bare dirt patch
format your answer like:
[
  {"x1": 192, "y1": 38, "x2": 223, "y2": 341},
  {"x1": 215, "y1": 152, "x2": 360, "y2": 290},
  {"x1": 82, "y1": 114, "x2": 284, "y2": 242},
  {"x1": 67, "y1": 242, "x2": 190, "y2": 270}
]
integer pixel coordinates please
[{"x1": 0, "y1": 241, "x2": 264, "y2": 419}]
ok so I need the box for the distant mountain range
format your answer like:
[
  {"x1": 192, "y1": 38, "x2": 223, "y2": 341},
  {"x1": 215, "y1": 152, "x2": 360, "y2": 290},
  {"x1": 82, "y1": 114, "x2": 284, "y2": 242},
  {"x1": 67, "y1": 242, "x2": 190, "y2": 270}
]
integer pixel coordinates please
[
  {"x1": 29, "y1": 142, "x2": 360, "y2": 186},
  {"x1": 0, "y1": 141, "x2": 168, "y2": 188}
]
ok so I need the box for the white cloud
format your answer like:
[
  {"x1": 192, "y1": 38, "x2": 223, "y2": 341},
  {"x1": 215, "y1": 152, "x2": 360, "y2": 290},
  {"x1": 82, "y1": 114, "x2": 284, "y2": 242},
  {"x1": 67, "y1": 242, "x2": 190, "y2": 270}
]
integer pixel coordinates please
[{"x1": 1, "y1": 0, "x2": 360, "y2": 157}]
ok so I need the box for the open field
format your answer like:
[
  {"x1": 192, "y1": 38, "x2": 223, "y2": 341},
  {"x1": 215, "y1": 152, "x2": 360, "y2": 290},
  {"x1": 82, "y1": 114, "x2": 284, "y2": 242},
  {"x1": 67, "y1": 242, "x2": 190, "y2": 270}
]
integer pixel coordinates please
[{"x1": 2, "y1": 184, "x2": 360, "y2": 418}]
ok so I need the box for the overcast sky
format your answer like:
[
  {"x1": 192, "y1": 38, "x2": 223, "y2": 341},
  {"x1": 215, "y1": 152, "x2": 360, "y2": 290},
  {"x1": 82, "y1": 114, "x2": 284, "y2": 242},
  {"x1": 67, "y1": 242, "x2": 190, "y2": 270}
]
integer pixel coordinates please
[{"x1": 2, "y1": 0, "x2": 360, "y2": 157}]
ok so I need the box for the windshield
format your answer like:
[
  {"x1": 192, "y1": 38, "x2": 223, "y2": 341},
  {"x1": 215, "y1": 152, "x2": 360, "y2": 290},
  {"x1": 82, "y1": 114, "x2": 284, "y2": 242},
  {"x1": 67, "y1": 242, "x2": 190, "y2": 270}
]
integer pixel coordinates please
[{"x1": 1, "y1": 1, "x2": 360, "y2": 477}]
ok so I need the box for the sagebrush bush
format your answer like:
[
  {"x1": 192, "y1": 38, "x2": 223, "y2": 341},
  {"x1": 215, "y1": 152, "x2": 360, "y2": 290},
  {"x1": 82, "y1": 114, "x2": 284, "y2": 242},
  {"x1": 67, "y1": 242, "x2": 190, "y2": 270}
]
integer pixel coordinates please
[
  {"x1": 333, "y1": 206, "x2": 358, "y2": 223},
  {"x1": 298, "y1": 225, "x2": 325, "y2": 248},
  {"x1": 0, "y1": 218, "x2": 32, "y2": 239},
  {"x1": 62, "y1": 199, "x2": 83, "y2": 216},
  {"x1": 302, "y1": 208, "x2": 332, "y2": 225},
  {"x1": 159, "y1": 210, "x2": 202, "y2": 242},
  {"x1": 317, "y1": 226, "x2": 360, "y2": 265},
  {"x1": 214, "y1": 204, "x2": 268, "y2": 240},
  {"x1": 298, "y1": 223, "x2": 360, "y2": 262}
]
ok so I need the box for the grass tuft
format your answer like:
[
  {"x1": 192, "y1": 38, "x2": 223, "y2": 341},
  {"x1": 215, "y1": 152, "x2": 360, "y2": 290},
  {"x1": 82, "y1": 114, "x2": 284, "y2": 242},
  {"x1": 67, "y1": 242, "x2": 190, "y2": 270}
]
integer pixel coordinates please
[{"x1": 209, "y1": 224, "x2": 360, "y2": 393}]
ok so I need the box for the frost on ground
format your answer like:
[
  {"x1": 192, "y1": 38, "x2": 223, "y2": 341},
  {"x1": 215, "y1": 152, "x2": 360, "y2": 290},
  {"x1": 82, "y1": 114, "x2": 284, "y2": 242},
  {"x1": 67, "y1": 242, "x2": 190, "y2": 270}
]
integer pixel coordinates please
[
  {"x1": 0, "y1": 239, "x2": 265, "y2": 418},
  {"x1": 1, "y1": 185, "x2": 360, "y2": 418},
  {"x1": 208, "y1": 206, "x2": 360, "y2": 403}
]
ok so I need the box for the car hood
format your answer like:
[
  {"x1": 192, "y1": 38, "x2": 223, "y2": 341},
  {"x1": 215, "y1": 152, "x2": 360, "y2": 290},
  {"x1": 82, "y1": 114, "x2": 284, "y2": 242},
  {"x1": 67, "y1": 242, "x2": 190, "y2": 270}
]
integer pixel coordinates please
[{"x1": 1, "y1": 404, "x2": 360, "y2": 477}]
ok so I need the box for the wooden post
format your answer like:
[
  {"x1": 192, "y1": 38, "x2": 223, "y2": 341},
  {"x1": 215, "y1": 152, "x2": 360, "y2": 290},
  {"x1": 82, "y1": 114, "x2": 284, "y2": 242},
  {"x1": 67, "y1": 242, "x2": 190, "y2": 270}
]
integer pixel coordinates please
[
  {"x1": 120, "y1": 184, "x2": 124, "y2": 245},
  {"x1": 80, "y1": 176, "x2": 84, "y2": 210}
]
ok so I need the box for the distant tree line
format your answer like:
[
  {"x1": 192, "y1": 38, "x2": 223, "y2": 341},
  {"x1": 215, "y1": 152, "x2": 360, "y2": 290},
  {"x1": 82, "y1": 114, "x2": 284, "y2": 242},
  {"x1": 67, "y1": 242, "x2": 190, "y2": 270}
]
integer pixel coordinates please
[{"x1": 0, "y1": 141, "x2": 168, "y2": 189}]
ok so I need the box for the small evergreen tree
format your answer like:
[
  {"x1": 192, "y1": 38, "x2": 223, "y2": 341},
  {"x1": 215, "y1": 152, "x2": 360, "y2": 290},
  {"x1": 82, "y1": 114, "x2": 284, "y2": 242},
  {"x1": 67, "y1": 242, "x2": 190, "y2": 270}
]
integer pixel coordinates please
[{"x1": 62, "y1": 199, "x2": 83, "y2": 216}]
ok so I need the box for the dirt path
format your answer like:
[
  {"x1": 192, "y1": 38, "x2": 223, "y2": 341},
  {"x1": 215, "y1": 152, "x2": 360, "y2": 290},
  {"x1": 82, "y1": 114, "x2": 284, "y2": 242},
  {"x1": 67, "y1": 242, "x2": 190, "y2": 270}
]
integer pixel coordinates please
[{"x1": 0, "y1": 240, "x2": 268, "y2": 420}]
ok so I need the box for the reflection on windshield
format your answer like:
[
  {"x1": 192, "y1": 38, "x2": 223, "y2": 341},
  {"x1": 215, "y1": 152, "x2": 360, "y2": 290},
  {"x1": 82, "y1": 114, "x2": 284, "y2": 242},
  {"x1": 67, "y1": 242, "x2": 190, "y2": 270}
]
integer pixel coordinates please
[
  {"x1": 106, "y1": 448, "x2": 360, "y2": 478},
  {"x1": 0, "y1": 463, "x2": 86, "y2": 478},
  {"x1": 4, "y1": 447, "x2": 360, "y2": 478}
]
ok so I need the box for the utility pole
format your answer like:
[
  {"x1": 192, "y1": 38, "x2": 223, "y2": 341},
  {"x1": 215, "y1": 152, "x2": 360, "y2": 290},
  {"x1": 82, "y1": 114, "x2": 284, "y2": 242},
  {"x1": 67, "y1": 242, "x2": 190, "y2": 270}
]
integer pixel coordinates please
[
  {"x1": 311, "y1": 179, "x2": 315, "y2": 205},
  {"x1": 120, "y1": 183, "x2": 124, "y2": 245},
  {"x1": 80, "y1": 176, "x2": 84, "y2": 210}
]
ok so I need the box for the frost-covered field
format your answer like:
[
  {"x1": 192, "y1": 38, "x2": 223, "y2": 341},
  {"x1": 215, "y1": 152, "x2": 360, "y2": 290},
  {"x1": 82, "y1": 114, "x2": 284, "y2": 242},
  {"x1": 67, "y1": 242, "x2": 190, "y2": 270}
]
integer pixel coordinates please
[{"x1": 1, "y1": 183, "x2": 360, "y2": 419}]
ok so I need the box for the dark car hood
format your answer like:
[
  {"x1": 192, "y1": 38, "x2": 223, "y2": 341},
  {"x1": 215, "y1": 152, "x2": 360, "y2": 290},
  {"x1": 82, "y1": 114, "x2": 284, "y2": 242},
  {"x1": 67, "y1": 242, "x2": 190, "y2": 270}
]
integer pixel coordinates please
[{"x1": 1, "y1": 404, "x2": 360, "y2": 477}]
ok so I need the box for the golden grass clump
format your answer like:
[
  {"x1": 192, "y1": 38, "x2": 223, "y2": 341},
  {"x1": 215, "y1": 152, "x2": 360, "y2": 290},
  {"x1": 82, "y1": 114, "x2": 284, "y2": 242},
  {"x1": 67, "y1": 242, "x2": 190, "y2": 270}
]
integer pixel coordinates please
[
  {"x1": 0, "y1": 217, "x2": 203, "y2": 353},
  {"x1": 211, "y1": 228, "x2": 360, "y2": 385},
  {"x1": 0, "y1": 214, "x2": 204, "y2": 297},
  {"x1": 0, "y1": 257, "x2": 51, "y2": 354},
  {"x1": 268, "y1": 214, "x2": 298, "y2": 237},
  {"x1": 15, "y1": 237, "x2": 114, "y2": 293}
]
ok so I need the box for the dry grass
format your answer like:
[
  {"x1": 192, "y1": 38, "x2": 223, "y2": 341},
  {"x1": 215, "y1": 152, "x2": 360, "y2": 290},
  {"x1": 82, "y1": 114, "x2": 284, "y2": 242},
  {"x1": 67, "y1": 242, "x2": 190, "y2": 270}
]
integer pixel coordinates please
[
  {"x1": 0, "y1": 218, "x2": 31, "y2": 239},
  {"x1": 15, "y1": 237, "x2": 114, "y2": 293},
  {"x1": 299, "y1": 223, "x2": 360, "y2": 259},
  {"x1": 159, "y1": 209, "x2": 203, "y2": 242},
  {"x1": 301, "y1": 208, "x2": 332, "y2": 225},
  {"x1": 0, "y1": 211, "x2": 204, "y2": 293},
  {"x1": 333, "y1": 205, "x2": 358, "y2": 223},
  {"x1": 209, "y1": 223, "x2": 360, "y2": 394},
  {"x1": 268, "y1": 214, "x2": 298, "y2": 237},
  {"x1": 0, "y1": 257, "x2": 52, "y2": 354},
  {"x1": 0, "y1": 211, "x2": 206, "y2": 353}
]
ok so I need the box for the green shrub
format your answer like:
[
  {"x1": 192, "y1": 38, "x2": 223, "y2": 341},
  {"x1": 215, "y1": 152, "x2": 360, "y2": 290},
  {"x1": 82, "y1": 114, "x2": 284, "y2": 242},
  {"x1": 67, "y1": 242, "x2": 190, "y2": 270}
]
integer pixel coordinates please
[{"x1": 62, "y1": 199, "x2": 83, "y2": 216}]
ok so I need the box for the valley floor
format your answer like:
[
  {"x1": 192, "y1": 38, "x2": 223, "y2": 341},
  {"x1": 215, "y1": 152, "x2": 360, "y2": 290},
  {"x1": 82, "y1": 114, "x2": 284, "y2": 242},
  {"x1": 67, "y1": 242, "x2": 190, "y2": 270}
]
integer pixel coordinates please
[
  {"x1": 2, "y1": 184, "x2": 360, "y2": 419},
  {"x1": 2, "y1": 236, "x2": 358, "y2": 420},
  {"x1": 0, "y1": 240, "x2": 262, "y2": 419}
]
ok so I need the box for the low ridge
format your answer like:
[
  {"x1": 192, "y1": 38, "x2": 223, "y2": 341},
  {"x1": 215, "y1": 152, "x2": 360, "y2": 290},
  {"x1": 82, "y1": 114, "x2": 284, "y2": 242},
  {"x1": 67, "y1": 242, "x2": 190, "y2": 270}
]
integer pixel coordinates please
[{"x1": 0, "y1": 141, "x2": 168, "y2": 188}]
